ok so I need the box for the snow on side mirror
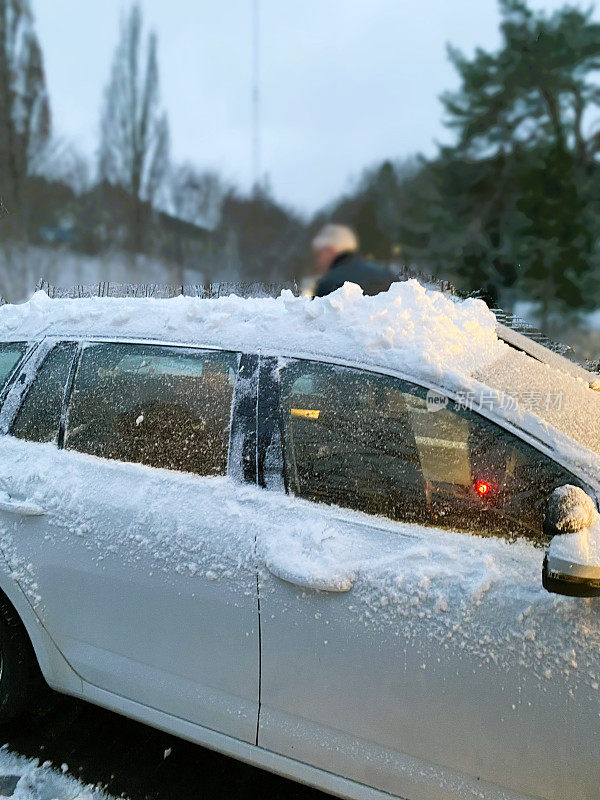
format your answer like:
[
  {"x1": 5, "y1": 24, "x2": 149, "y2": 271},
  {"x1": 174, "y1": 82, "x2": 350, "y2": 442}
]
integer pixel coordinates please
[{"x1": 542, "y1": 485, "x2": 600, "y2": 597}]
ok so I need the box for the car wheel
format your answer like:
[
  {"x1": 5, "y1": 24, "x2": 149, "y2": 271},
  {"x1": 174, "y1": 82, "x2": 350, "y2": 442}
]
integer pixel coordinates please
[{"x1": 0, "y1": 597, "x2": 41, "y2": 723}]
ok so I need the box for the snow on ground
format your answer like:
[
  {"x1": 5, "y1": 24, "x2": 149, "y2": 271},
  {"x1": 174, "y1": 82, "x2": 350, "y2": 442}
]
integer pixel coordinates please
[
  {"x1": 0, "y1": 244, "x2": 194, "y2": 305},
  {"x1": 0, "y1": 746, "x2": 111, "y2": 799},
  {"x1": 0, "y1": 280, "x2": 505, "y2": 386}
]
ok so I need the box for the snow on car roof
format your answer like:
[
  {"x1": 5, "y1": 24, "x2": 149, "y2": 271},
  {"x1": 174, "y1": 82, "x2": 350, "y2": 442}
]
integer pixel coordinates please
[
  {"x1": 0, "y1": 280, "x2": 505, "y2": 384},
  {"x1": 475, "y1": 347, "x2": 600, "y2": 469},
  {"x1": 1, "y1": 280, "x2": 599, "y2": 474}
]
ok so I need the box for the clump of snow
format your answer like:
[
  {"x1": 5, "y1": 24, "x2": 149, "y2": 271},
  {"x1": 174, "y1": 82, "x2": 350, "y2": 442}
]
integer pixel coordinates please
[
  {"x1": 262, "y1": 518, "x2": 356, "y2": 592},
  {"x1": 0, "y1": 281, "x2": 505, "y2": 385},
  {"x1": 549, "y1": 516, "x2": 600, "y2": 568},
  {"x1": 547, "y1": 484, "x2": 598, "y2": 533},
  {"x1": 0, "y1": 745, "x2": 111, "y2": 799}
]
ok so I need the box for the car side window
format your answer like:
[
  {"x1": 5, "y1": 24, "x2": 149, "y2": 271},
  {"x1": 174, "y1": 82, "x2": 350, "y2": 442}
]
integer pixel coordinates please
[
  {"x1": 11, "y1": 342, "x2": 78, "y2": 444},
  {"x1": 65, "y1": 343, "x2": 238, "y2": 477},
  {"x1": 280, "y1": 360, "x2": 583, "y2": 543},
  {"x1": 0, "y1": 341, "x2": 29, "y2": 393}
]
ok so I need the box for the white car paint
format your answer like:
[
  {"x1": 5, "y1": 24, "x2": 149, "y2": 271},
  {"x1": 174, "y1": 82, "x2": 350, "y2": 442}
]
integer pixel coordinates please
[
  {"x1": 257, "y1": 499, "x2": 600, "y2": 800},
  {"x1": 0, "y1": 435, "x2": 260, "y2": 744}
]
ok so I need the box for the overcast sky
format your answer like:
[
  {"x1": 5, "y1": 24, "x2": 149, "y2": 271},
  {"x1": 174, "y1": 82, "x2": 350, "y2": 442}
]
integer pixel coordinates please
[{"x1": 34, "y1": 0, "x2": 590, "y2": 215}]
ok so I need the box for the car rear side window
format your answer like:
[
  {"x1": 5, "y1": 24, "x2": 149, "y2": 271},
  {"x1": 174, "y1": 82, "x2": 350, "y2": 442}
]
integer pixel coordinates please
[
  {"x1": 0, "y1": 342, "x2": 28, "y2": 393},
  {"x1": 65, "y1": 343, "x2": 238, "y2": 477},
  {"x1": 280, "y1": 360, "x2": 583, "y2": 543},
  {"x1": 11, "y1": 342, "x2": 78, "y2": 444}
]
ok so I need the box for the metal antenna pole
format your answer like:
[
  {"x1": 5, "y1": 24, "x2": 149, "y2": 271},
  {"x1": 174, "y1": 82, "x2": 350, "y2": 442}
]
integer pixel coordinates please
[{"x1": 252, "y1": 0, "x2": 261, "y2": 191}]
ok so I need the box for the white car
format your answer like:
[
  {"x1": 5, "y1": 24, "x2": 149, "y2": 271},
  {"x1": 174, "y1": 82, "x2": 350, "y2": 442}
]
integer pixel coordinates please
[{"x1": 0, "y1": 282, "x2": 599, "y2": 800}]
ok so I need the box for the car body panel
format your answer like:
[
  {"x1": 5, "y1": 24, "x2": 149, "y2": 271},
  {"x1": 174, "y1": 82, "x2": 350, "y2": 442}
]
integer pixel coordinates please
[
  {"x1": 0, "y1": 419, "x2": 261, "y2": 744},
  {"x1": 256, "y1": 496, "x2": 600, "y2": 800},
  {"x1": 0, "y1": 550, "x2": 83, "y2": 696},
  {"x1": 81, "y1": 676, "x2": 533, "y2": 800}
]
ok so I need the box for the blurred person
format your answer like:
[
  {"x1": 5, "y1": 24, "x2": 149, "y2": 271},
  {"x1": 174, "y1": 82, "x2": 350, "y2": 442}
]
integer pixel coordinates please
[{"x1": 312, "y1": 224, "x2": 394, "y2": 297}]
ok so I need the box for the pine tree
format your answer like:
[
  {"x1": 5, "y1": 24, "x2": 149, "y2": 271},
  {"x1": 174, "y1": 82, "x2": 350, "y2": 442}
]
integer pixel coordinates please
[{"x1": 404, "y1": 0, "x2": 600, "y2": 319}]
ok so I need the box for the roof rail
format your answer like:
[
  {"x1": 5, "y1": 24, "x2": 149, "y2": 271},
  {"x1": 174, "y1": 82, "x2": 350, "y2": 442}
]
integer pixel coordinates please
[
  {"x1": 34, "y1": 279, "x2": 300, "y2": 300},
  {"x1": 490, "y1": 307, "x2": 573, "y2": 358}
]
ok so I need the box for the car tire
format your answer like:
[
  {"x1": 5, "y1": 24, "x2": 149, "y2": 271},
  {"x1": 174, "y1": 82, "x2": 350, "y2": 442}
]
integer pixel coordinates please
[{"x1": 0, "y1": 597, "x2": 41, "y2": 723}]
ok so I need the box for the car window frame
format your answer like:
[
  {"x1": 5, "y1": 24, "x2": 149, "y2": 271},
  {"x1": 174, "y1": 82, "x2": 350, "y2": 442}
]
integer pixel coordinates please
[
  {"x1": 10, "y1": 340, "x2": 80, "y2": 445},
  {"x1": 60, "y1": 338, "x2": 244, "y2": 479},
  {"x1": 0, "y1": 336, "x2": 255, "y2": 485},
  {"x1": 0, "y1": 339, "x2": 39, "y2": 404},
  {"x1": 4, "y1": 340, "x2": 595, "y2": 508},
  {"x1": 260, "y1": 354, "x2": 597, "y2": 527},
  {"x1": 0, "y1": 338, "x2": 64, "y2": 434}
]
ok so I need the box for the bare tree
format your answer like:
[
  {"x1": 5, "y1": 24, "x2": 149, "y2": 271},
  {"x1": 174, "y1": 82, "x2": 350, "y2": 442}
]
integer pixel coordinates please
[
  {"x1": 98, "y1": 4, "x2": 169, "y2": 251},
  {"x1": 30, "y1": 136, "x2": 91, "y2": 195},
  {"x1": 0, "y1": 0, "x2": 50, "y2": 221},
  {"x1": 169, "y1": 163, "x2": 225, "y2": 230}
]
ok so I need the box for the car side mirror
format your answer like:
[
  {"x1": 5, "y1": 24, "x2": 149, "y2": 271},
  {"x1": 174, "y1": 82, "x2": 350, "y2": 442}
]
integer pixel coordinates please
[{"x1": 542, "y1": 485, "x2": 600, "y2": 597}]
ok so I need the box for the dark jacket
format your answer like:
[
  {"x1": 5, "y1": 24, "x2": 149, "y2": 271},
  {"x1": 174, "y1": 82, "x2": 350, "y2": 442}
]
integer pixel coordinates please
[{"x1": 314, "y1": 251, "x2": 394, "y2": 297}]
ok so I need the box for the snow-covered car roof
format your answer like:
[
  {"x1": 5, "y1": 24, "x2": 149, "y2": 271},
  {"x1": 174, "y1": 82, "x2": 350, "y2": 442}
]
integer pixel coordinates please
[
  {"x1": 0, "y1": 280, "x2": 510, "y2": 377},
  {"x1": 1, "y1": 280, "x2": 599, "y2": 480}
]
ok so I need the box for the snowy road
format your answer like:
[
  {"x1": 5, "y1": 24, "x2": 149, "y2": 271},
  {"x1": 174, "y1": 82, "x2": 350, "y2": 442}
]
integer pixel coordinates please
[{"x1": 0, "y1": 697, "x2": 326, "y2": 800}]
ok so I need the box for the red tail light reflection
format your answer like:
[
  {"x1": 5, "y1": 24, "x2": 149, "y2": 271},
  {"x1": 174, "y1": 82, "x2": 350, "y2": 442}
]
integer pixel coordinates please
[{"x1": 475, "y1": 480, "x2": 492, "y2": 497}]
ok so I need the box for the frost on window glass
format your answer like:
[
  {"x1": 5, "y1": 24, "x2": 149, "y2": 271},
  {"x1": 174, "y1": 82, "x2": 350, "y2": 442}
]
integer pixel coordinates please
[
  {"x1": 12, "y1": 342, "x2": 77, "y2": 444},
  {"x1": 0, "y1": 342, "x2": 28, "y2": 391},
  {"x1": 280, "y1": 361, "x2": 583, "y2": 543},
  {"x1": 66, "y1": 344, "x2": 238, "y2": 476}
]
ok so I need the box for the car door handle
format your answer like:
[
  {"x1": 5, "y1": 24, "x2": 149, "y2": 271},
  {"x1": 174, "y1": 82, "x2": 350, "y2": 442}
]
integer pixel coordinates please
[
  {"x1": 0, "y1": 491, "x2": 45, "y2": 516},
  {"x1": 264, "y1": 561, "x2": 354, "y2": 593}
]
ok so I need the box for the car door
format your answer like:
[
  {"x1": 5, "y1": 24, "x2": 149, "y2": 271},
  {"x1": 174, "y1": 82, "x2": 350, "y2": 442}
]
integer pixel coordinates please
[
  {"x1": 0, "y1": 339, "x2": 261, "y2": 743},
  {"x1": 257, "y1": 357, "x2": 600, "y2": 800}
]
